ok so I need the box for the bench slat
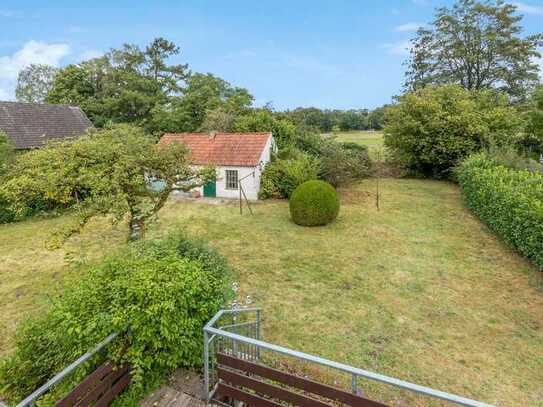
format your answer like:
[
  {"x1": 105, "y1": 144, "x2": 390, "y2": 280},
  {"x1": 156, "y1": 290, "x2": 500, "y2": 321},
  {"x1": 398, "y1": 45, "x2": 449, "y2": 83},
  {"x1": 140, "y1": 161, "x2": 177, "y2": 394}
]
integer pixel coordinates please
[
  {"x1": 56, "y1": 362, "x2": 114, "y2": 407},
  {"x1": 94, "y1": 370, "x2": 132, "y2": 407},
  {"x1": 218, "y1": 367, "x2": 331, "y2": 407},
  {"x1": 74, "y1": 364, "x2": 130, "y2": 407},
  {"x1": 217, "y1": 353, "x2": 387, "y2": 407},
  {"x1": 217, "y1": 383, "x2": 282, "y2": 407}
]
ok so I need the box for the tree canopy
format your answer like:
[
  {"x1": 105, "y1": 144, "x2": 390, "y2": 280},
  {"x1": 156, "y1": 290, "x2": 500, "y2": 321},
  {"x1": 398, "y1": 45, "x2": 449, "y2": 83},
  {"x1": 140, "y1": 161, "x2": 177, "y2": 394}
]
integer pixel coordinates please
[
  {"x1": 405, "y1": 0, "x2": 543, "y2": 99},
  {"x1": 46, "y1": 38, "x2": 189, "y2": 130},
  {"x1": 384, "y1": 84, "x2": 520, "y2": 177},
  {"x1": 16, "y1": 64, "x2": 59, "y2": 103},
  {"x1": 0, "y1": 124, "x2": 214, "y2": 241}
]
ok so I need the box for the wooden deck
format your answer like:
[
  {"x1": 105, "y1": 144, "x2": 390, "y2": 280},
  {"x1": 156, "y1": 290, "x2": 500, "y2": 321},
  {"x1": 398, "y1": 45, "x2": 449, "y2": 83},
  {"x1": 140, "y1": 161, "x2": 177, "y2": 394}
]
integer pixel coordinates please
[
  {"x1": 140, "y1": 369, "x2": 216, "y2": 407},
  {"x1": 140, "y1": 386, "x2": 209, "y2": 407}
]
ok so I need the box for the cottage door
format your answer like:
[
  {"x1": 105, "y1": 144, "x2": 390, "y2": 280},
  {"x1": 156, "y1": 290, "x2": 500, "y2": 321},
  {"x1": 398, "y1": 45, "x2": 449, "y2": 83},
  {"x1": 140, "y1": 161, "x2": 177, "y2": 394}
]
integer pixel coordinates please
[{"x1": 203, "y1": 181, "x2": 216, "y2": 197}]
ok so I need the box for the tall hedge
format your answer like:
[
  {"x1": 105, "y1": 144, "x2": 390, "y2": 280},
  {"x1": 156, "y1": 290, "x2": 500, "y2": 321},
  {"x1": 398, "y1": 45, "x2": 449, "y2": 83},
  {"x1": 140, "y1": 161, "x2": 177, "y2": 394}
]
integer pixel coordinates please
[{"x1": 457, "y1": 153, "x2": 543, "y2": 270}]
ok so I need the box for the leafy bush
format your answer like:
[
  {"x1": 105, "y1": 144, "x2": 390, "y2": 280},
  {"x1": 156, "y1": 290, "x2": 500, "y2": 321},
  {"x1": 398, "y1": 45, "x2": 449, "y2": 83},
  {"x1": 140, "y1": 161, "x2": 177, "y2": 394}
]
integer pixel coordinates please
[
  {"x1": 289, "y1": 180, "x2": 340, "y2": 226},
  {"x1": 457, "y1": 153, "x2": 543, "y2": 270},
  {"x1": 259, "y1": 153, "x2": 321, "y2": 199},
  {"x1": 0, "y1": 233, "x2": 233, "y2": 404},
  {"x1": 519, "y1": 85, "x2": 543, "y2": 157},
  {"x1": 384, "y1": 85, "x2": 520, "y2": 178},
  {"x1": 0, "y1": 193, "x2": 15, "y2": 223},
  {"x1": 486, "y1": 145, "x2": 540, "y2": 173},
  {"x1": 319, "y1": 142, "x2": 371, "y2": 187}
]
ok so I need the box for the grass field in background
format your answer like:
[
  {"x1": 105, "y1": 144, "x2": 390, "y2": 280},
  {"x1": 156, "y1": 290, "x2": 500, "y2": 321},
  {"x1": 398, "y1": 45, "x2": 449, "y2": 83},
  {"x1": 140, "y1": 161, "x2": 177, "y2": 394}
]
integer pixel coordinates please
[
  {"x1": 322, "y1": 130, "x2": 385, "y2": 158},
  {"x1": 1, "y1": 179, "x2": 542, "y2": 405}
]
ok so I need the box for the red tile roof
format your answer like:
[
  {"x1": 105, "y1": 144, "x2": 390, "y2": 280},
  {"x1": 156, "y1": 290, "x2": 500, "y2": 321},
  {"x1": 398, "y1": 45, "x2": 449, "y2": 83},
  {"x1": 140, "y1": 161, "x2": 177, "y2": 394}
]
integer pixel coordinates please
[{"x1": 159, "y1": 132, "x2": 272, "y2": 167}]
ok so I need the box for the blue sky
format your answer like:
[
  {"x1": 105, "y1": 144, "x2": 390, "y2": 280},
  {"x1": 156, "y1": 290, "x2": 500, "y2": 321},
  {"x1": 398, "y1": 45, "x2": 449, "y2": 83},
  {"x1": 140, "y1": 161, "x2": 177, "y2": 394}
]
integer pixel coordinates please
[{"x1": 1, "y1": 0, "x2": 542, "y2": 109}]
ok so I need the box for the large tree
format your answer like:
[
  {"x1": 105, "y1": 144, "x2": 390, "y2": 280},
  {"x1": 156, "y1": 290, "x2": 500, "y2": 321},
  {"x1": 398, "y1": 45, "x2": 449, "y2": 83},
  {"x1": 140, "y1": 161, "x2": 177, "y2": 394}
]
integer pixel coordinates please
[
  {"x1": 384, "y1": 84, "x2": 521, "y2": 177},
  {"x1": 150, "y1": 72, "x2": 253, "y2": 132},
  {"x1": 15, "y1": 64, "x2": 58, "y2": 103},
  {"x1": 46, "y1": 38, "x2": 189, "y2": 130},
  {"x1": 405, "y1": 0, "x2": 543, "y2": 99},
  {"x1": 0, "y1": 124, "x2": 214, "y2": 241}
]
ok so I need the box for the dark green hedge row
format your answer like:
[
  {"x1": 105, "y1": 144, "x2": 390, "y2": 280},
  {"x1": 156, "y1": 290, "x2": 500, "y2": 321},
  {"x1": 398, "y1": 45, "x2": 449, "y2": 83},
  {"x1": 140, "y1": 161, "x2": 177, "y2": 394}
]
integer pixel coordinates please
[{"x1": 457, "y1": 153, "x2": 543, "y2": 270}]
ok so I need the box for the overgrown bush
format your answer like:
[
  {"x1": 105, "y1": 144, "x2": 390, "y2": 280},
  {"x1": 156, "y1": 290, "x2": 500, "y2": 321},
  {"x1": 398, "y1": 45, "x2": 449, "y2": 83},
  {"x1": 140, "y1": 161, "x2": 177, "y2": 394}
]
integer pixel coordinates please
[
  {"x1": 319, "y1": 142, "x2": 371, "y2": 187},
  {"x1": 259, "y1": 153, "x2": 321, "y2": 199},
  {"x1": 0, "y1": 193, "x2": 15, "y2": 223},
  {"x1": 486, "y1": 145, "x2": 540, "y2": 173},
  {"x1": 0, "y1": 132, "x2": 16, "y2": 223},
  {"x1": 519, "y1": 84, "x2": 543, "y2": 157},
  {"x1": 457, "y1": 153, "x2": 543, "y2": 270},
  {"x1": 0, "y1": 233, "x2": 233, "y2": 404},
  {"x1": 289, "y1": 180, "x2": 340, "y2": 226},
  {"x1": 384, "y1": 85, "x2": 520, "y2": 178}
]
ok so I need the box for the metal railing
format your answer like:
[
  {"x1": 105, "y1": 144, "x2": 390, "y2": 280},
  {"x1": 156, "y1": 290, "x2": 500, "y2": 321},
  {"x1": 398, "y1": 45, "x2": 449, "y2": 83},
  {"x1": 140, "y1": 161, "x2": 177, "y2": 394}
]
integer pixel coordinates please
[
  {"x1": 15, "y1": 332, "x2": 119, "y2": 407},
  {"x1": 203, "y1": 308, "x2": 493, "y2": 407}
]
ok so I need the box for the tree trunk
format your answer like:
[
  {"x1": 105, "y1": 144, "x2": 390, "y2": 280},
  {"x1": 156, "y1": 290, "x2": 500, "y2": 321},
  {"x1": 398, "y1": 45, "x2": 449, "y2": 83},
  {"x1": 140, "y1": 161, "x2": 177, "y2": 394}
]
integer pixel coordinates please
[{"x1": 128, "y1": 215, "x2": 145, "y2": 241}]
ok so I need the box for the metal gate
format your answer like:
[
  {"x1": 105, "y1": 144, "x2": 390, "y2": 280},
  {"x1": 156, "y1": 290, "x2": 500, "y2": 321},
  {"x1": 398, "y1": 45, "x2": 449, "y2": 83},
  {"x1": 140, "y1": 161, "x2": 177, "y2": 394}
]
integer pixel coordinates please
[{"x1": 203, "y1": 308, "x2": 493, "y2": 407}]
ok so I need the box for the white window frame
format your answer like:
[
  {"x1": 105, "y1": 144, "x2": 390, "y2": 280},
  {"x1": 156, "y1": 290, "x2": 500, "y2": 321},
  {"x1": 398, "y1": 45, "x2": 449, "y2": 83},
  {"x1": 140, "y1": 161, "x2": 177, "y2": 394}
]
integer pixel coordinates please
[{"x1": 225, "y1": 169, "x2": 239, "y2": 190}]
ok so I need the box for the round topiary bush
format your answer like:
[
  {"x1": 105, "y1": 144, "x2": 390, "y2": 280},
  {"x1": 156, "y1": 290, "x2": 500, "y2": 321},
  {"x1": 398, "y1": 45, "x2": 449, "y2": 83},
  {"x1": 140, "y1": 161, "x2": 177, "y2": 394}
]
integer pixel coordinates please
[{"x1": 289, "y1": 180, "x2": 340, "y2": 226}]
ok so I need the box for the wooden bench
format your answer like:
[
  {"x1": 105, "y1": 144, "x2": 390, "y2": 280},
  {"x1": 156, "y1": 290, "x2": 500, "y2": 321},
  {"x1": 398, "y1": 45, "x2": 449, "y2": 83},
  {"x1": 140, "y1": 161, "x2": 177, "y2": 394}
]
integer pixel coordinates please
[
  {"x1": 55, "y1": 362, "x2": 131, "y2": 407},
  {"x1": 216, "y1": 353, "x2": 388, "y2": 407}
]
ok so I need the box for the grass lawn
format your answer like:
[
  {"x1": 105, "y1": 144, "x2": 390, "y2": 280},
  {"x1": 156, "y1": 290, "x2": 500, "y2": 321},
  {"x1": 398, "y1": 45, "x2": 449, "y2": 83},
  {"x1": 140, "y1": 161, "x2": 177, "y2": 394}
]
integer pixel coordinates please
[
  {"x1": 1, "y1": 179, "x2": 542, "y2": 405},
  {"x1": 322, "y1": 130, "x2": 384, "y2": 158}
]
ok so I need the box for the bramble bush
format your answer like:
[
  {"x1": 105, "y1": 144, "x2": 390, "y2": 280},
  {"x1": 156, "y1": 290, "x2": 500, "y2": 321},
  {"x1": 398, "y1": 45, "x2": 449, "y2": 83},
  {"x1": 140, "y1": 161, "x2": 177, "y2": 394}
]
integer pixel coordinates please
[
  {"x1": 457, "y1": 153, "x2": 543, "y2": 270},
  {"x1": 289, "y1": 180, "x2": 340, "y2": 226},
  {"x1": 319, "y1": 142, "x2": 371, "y2": 187},
  {"x1": 0, "y1": 233, "x2": 233, "y2": 404}
]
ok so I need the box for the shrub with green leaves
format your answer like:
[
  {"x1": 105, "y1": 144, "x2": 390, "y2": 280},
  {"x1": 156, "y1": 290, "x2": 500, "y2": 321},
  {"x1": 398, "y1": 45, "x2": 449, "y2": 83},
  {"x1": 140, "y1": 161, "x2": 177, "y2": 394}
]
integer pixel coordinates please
[
  {"x1": 259, "y1": 153, "x2": 321, "y2": 199},
  {"x1": 289, "y1": 180, "x2": 340, "y2": 226},
  {"x1": 457, "y1": 153, "x2": 543, "y2": 270},
  {"x1": 384, "y1": 85, "x2": 520, "y2": 178},
  {"x1": 0, "y1": 233, "x2": 233, "y2": 404},
  {"x1": 319, "y1": 142, "x2": 371, "y2": 187},
  {"x1": 520, "y1": 84, "x2": 543, "y2": 157}
]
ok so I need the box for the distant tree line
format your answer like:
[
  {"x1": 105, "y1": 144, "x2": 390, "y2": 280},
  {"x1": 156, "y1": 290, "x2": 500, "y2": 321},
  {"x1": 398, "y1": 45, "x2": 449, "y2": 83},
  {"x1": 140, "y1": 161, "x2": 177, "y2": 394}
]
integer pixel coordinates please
[
  {"x1": 277, "y1": 107, "x2": 386, "y2": 133},
  {"x1": 15, "y1": 39, "x2": 386, "y2": 136}
]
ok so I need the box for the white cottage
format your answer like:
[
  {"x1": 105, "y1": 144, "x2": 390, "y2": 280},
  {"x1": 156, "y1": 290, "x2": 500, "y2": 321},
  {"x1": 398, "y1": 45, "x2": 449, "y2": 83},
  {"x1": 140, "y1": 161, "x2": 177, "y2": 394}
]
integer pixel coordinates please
[{"x1": 159, "y1": 132, "x2": 274, "y2": 200}]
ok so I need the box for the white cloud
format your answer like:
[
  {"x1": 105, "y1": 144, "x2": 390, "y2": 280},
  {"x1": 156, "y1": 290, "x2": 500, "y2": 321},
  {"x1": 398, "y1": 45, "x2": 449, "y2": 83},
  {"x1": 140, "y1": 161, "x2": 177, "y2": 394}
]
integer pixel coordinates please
[
  {"x1": 80, "y1": 49, "x2": 103, "y2": 61},
  {"x1": 0, "y1": 40, "x2": 70, "y2": 100},
  {"x1": 513, "y1": 2, "x2": 543, "y2": 15},
  {"x1": 395, "y1": 22, "x2": 425, "y2": 32},
  {"x1": 0, "y1": 41, "x2": 70, "y2": 80},
  {"x1": 382, "y1": 40, "x2": 412, "y2": 56}
]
